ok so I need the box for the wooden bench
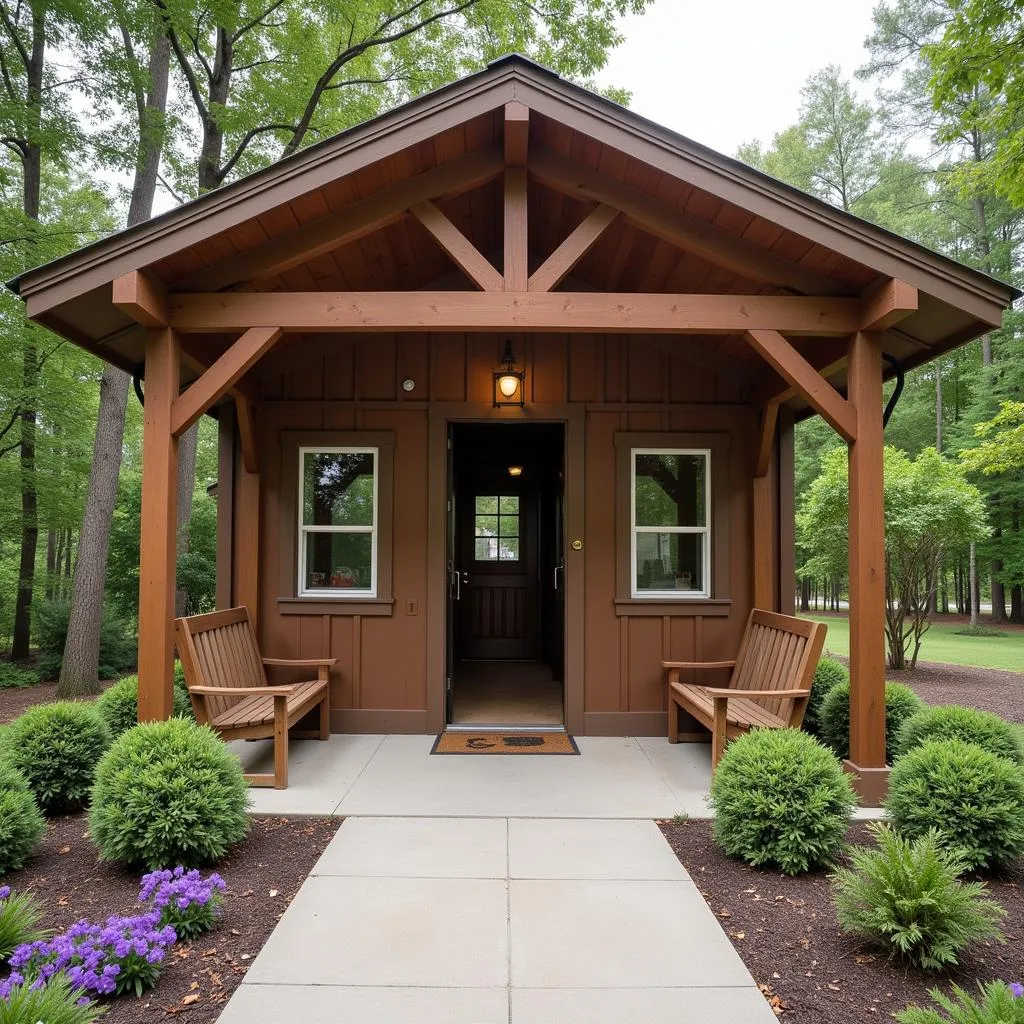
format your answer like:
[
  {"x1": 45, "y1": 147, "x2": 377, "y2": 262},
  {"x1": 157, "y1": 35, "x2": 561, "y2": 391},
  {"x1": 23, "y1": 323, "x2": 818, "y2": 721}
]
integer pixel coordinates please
[
  {"x1": 175, "y1": 606, "x2": 335, "y2": 789},
  {"x1": 664, "y1": 609, "x2": 826, "y2": 767}
]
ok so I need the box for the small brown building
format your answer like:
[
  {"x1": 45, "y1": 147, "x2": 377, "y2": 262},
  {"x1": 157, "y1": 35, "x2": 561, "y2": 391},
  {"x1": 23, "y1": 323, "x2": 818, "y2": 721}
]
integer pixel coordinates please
[{"x1": 11, "y1": 56, "x2": 1015, "y2": 797}]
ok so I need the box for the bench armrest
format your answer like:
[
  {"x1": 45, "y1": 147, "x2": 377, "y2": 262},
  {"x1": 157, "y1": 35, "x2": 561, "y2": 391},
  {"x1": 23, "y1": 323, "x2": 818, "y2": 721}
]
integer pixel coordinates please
[
  {"x1": 662, "y1": 660, "x2": 735, "y2": 670},
  {"x1": 262, "y1": 658, "x2": 338, "y2": 667},
  {"x1": 189, "y1": 685, "x2": 298, "y2": 697},
  {"x1": 702, "y1": 687, "x2": 810, "y2": 699}
]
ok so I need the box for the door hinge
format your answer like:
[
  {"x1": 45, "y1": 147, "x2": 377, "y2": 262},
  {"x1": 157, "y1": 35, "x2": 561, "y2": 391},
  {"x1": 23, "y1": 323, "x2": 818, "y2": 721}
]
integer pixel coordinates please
[{"x1": 446, "y1": 676, "x2": 452, "y2": 691}]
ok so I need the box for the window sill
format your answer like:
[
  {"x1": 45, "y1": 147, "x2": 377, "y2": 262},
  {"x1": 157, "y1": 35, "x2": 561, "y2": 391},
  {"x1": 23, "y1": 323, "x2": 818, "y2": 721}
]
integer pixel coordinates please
[
  {"x1": 277, "y1": 597, "x2": 394, "y2": 616},
  {"x1": 613, "y1": 598, "x2": 731, "y2": 617}
]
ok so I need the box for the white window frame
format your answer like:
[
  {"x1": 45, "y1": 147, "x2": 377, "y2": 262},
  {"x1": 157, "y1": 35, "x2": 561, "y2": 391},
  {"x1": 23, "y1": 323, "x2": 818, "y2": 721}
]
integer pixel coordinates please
[
  {"x1": 630, "y1": 447, "x2": 711, "y2": 599},
  {"x1": 298, "y1": 446, "x2": 378, "y2": 598}
]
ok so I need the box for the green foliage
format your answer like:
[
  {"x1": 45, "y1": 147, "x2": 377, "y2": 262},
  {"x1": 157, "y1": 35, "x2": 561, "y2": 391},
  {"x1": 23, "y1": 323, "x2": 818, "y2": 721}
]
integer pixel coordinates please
[
  {"x1": 0, "y1": 662, "x2": 40, "y2": 689},
  {"x1": 89, "y1": 718, "x2": 250, "y2": 869},
  {"x1": 831, "y1": 823, "x2": 1005, "y2": 969},
  {"x1": 0, "y1": 763, "x2": 45, "y2": 876},
  {"x1": 896, "y1": 705, "x2": 1023, "y2": 764},
  {"x1": 709, "y1": 728, "x2": 856, "y2": 876},
  {"x1": 0, "y1": 702, "x2": 111, "y2": 815},
  {"x1": 819, "y1": 680, "x2": 925, "y2": 761},
  {"x1": 896, "y1": 981, "x2": 1024, "y2": 1024},
  {"x1": 0, "y1": 974, "x2": 104, "y2": 1024},
  {"x1": 886, "y1": 739, "x2": 1024, "y2": 872},
  {"x1": 95, "y1": 673, "x2": 193, "y2": 738},
  {"x1": 804, "y1": 656, "x2": 848, "y2": 736},
  {"x1": 0, "y1": 888, "x2": 48, "y2": 960},
  {"x1": 33, "y1": 599, "x2": 135, "y2": 682},
  {"x1": 961, "y1": 401, "x2": 1024, "y2": 476}
]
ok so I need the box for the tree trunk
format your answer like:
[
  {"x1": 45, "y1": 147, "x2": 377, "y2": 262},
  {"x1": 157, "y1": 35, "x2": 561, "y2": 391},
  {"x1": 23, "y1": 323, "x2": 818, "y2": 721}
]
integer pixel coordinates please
[
  {"x1": 969, "y1": 541, "x2": 978, "y2": 628},
  {"x1": 935, "y1": 362, "x2": 942, "y2": 453},
  {"x1": 1011, "y1": 584, "x2": 1023, "y2": 625},
  {"x1": 799, "y1": 576, "x2": 810, "y2": 612},
  {"x1": 57, "y1": 31, "x2": 171, "y2": 696},
  {"x1": 45, "y1": 529, "x2": 56, "y2": 600}
]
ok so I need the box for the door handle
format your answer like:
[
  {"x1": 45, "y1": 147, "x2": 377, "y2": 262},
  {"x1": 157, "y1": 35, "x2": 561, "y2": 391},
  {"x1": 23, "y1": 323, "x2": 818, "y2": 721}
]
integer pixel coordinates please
[
  {"x1": 450, "y1": 568, "x2": 461, "y2": 601},
  {"x1": 554, "y1": 564, "x2": 563, "y2": 591}
]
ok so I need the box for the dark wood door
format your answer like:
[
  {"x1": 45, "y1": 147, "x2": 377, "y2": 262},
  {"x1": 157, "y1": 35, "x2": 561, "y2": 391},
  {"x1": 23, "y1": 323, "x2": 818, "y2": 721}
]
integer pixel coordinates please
[{"x1": 457, "y1": 488, "x2": 538, "y2": 660}]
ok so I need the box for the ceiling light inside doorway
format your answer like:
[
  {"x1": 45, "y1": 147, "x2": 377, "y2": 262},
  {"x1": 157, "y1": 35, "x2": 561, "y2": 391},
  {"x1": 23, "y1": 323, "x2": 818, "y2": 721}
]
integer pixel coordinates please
[{"x1": 508, "y1": 465, "x2": 523, "y2": 477}]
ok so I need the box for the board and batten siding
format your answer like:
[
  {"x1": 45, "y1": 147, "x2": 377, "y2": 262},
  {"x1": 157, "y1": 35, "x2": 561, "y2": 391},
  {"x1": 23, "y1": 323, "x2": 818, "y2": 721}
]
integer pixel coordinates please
[{"x1": 218, "y1": 331, "x2": 791, "y2": 736}]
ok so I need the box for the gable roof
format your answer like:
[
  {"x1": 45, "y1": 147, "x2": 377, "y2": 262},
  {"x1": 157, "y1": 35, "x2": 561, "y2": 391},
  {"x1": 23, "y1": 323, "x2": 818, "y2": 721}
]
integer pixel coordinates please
[{"x1": 8, "y1": 53, "x2": 1018, "y2": 392}]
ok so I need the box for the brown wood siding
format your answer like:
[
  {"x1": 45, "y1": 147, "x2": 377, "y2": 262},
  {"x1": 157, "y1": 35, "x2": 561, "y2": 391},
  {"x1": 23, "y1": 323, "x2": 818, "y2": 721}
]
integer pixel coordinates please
[{"x1": 248, "y1": 332, "x2": 765, "y2": 735}]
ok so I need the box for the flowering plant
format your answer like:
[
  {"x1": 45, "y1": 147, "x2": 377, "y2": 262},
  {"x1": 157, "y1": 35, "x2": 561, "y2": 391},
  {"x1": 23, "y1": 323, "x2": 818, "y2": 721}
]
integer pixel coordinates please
[
  {"x1": 9, "y1": 910, "x2": 176, "y2": 998},
  {"x1": 139, "y1": 867, "x2": 226, "y2": 941},
  {"x1": 0, "y1": 885, "x2": 47, "y2": 962},
  {"x1": 896, "y1": 979, "x2": 1024, "y2": 1022},
  {"x1": 0, "y1": 973, "x2": 102, "y2": 1023}
]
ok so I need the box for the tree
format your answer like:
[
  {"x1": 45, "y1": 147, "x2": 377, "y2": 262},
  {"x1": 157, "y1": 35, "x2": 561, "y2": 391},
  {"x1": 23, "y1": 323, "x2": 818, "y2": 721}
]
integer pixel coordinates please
[
  {"x1": 798, "y1": 447, "x2": 988, "y2": 669},
  {"x1": 960, "y1": 401, "x2": 1024, "y2": 475}
]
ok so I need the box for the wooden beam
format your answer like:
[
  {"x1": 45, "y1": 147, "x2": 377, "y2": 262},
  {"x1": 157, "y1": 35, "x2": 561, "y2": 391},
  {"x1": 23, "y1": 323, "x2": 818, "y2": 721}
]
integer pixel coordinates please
[
  {"x1": 411, "y1": 201, "x2": 503, "y2": 291},
  {"x1": 178, "y1": 146, "x2": 504, "y2": 292},
  {"x1": 112, "y1": 271, "x2": 168, "y2": 327},
  {"x1": 216, "y1": 404, "x2": 235, "y2": 610},
  {"x1": 504, "y1": 168, "x2": 528, "y2": 291},
  {"x1": 177, "y1": 337, "x2": 260, "y2": 409},
  {"x1": 846, "y1": 330, "x2": 887, "y2": 785},
  {"x1": 137, "y1": 327, "x2": 178, "y2": 722},
  {"x1": 504, "y1": 101, "x2": 529, "y2": 166},
  {"x1": 759, "y1": 351, "x2": 848, "y2": 408},
  {"x1": 171, "y1": 327, "x2": 281, "y2": 437},
  {"x1": 529, "y1": 205, "x2": 619, "y2": 292},
  {"x1": 529, "y1": 148, "x2": 845, "y2": 296},
  {"x1": 755, "y1": 403, "x2": 778, "y2": 478},
  {"x1": 860, "y1": 278, "x2": 918, "y2": 331},
  {"x1": 752, "y1": 474, "x2": 775, "y2": 611},
  {"x1": 744, "y1": 329, "x2": 857, "y2": 441},
  {"x1": 168, "y1": 291, "x2": 862, "y2": 336},
  {"x1": 233, "y1": 461, "x2": 260, "y2": 628},
  {"x1": 235, "y1": 395, "x2": 258, "y2": 474}
]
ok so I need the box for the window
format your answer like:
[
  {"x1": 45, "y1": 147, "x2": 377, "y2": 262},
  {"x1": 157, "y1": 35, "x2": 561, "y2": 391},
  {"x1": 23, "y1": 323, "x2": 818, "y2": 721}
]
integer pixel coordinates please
[
  {"x1": 631, "y1": 449, "x2": 710, "y2": 598},
  {"x1": 298, "y1": 447, "x2": 378, "y2": 597},
  {"x1": 474, "y1": 495, "x2": 520, "y2": 561}
]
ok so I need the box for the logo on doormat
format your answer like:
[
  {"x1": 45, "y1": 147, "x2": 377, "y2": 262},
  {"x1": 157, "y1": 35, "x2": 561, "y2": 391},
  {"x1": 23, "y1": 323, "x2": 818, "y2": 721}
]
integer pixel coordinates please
[{"x1": 502, "y1": 736, "x2": 544, "y2": 747}]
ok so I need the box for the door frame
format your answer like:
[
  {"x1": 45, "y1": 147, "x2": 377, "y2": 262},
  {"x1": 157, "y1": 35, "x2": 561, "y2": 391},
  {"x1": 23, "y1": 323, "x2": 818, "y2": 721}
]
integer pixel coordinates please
[{"x1": 426, "y1": 403, "x2": 585, "y2": 735}]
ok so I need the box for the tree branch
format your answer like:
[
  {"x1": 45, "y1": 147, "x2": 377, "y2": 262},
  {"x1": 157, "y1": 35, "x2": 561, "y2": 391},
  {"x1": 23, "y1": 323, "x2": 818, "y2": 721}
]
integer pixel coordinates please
[{"x1": 218, "y1": 122, "x2": 299, "y2": 182}]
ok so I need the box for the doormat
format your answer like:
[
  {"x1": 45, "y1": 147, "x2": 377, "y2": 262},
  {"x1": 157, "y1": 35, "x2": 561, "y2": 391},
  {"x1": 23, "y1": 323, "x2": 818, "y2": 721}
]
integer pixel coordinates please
[{"x1": 431, "y1": 732, "x2": 580, "y2": 755}]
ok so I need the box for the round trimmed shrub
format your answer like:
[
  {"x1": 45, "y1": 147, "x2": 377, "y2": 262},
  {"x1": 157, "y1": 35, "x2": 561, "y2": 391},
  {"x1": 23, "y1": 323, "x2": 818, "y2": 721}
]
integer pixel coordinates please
[
  {"x1": 819, "y1": 680, "x2": 925, "y2": 761},
  {"x1": 886, "y1": 738, "x2": 1024, "y2": 872},
  {"x1": 0, "y1": 763, "x2": 45, "y2": 875},
  {"x1": 95, "y1": 674, "x2": 193, "y2": 738},
  {"x1": 895, "y1": 705, "x2": 1023, "y2": 764},
  {"x1": 804, "y1": 656, "x2": 849, "y2": 736},
  {"x1": 709, "y1": 728, "x2": 857, "y2": 875},
  {"x1": 89, "y1": 718, "x2": 250, "y2": 869},
  {"x1": 0, "y1": 702, "x2": 111, "y2": 814}
]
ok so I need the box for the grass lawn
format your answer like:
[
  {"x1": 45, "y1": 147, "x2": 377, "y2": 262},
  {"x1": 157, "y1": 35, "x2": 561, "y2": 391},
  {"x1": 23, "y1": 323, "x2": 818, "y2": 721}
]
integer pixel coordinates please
[{"x1": 803, "y1": 613, "x2": 1024, "y2": 672}]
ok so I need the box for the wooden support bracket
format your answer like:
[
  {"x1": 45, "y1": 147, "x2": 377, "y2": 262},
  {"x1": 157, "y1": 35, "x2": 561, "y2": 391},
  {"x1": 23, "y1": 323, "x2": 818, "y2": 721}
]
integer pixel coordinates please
[
  {"x1": 745, "y1": 329, "x2": 857, "y2": 442},
  {"x1": 529, "y1": 205, "x2": 619, "y2": 292},
  {"x1": 755, "y1": 403, "x2": 779, "y2": 478},
  {"x1": 235, "y1": 395, "x2": 258, "y2": 474},
  {"x1": 411, "y1": 201, "x2": 503, "y2": 291},
  {"x1": 112, "y1": 271, "x2": 168, "y2": 327},
  {"x1": 504, "y1": 101, "x2": 529, "y2": 166},
  {"x1": 860, "y1": 278, "x2": 918, "y2": 332}
]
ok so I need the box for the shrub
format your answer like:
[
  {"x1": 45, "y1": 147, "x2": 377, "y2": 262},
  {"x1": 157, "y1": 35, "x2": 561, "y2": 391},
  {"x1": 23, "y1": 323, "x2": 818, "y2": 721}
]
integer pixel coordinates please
[
  {"x1": 804, "y1": 656, "x2": 848, "y2": 736},
  {"x1": 0, "y1": 973, "x2": 103, "y2": 1023},
  {"x1": 831, "y1": 823, "x2": 1005, "y2": 969},
  {"x1": 0, "y1": 886, "x2": 48, "y2": 961},
  {"x1": 174, "y1": 662, "x2": 196, "y2": 721},
  {"x1": 0, "y1": 662, "x2": 40, "y2": 689},
  {"x1": 886, "y1": 739, "x2": 1024, "y2": 872},
  {"x1": 819, "y1": 680, "x2": 925, "y2": 761},
  {"x1": 33, "y1": 598, "x2": 135, "y2": 681},
  {"x1": 9, "y1": 910, "x2": 177, "y2": 998},
  {"x1": 0, "y1": 764, "x2": 45, "y2": 875},
  {"x1": 896, "y1": 705, "x2": 1023, "y2": 764},
  {"x1": 95, "y1": 674, "x2": 193, "y2": 738},
  {"x1": 896, "y1": 981, "x2": 1024, "y2": 1023},
  {"x1": 139, "y1": 868, "x2": 226, "y2": 940},
  {"x1": 89, "y1": 719, "x2": 250, "y2": 869},
  {"x1": 0, "y1": 703, "x2": 111, "y2": 814},
  {"x1": 709, "y1": 728, "x2": 856, "y2": 875}
]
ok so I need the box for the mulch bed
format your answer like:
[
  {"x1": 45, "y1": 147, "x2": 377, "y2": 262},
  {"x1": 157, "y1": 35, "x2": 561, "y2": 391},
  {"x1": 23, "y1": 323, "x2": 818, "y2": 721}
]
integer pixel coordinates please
[
  {"x1": 660, "y1": 819, "x2": 1024, "y2": 1022},
  {"x1": 0, "y1": 679, "x2": 116, "y2": 724},
  {"x1": 1, "y1": 813, "x2": 341, "y2": 1022}
]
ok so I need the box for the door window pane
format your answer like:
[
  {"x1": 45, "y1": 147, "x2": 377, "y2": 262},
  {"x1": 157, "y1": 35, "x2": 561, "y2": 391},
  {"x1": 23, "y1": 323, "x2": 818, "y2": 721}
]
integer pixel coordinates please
[
  {"x1": 634, "y1": 453, "x2": 706, "y2": 528},
  {"x1": 474, "y1": 495, "x2": 520, "y2": 561}
]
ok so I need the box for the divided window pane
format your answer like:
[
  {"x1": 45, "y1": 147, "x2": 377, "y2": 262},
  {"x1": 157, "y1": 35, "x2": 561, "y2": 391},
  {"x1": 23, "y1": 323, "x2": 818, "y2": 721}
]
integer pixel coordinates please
[{"x1": 473, "y1": 494, "x2": 520, "y2": 562}]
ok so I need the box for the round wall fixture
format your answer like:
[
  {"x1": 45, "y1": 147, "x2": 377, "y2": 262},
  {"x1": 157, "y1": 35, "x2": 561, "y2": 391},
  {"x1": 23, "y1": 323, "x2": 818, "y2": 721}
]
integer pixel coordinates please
[{"x1": 401, "y1": 378, "x2": 416, "y2": 392}]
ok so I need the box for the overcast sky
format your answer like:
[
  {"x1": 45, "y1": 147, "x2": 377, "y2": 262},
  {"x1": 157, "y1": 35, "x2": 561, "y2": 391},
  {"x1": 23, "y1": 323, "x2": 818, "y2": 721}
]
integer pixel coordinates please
[{"x1": 595, "y1": 0, "x2": 880, "y2": 158}]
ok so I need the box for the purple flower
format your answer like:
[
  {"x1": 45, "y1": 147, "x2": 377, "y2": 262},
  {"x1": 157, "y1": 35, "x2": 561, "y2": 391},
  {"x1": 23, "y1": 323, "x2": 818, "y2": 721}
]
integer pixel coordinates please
[
  {"x1": 1011, "y1": 982, "x2": 1024, "y2": 998},
  {"x1": 0, "y1": 885, "x2": 10, "y2": 901}
]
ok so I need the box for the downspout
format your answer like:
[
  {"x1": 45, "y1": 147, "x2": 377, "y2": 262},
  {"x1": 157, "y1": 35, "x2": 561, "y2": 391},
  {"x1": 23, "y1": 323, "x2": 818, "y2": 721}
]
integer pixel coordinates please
[{"x1": 882, "y1": 354, "x2": 904, "y2": 429}]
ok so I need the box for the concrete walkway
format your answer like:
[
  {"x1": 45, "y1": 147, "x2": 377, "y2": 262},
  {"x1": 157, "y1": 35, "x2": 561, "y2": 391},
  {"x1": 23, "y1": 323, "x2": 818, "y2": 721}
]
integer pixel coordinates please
[{"x1": 217, "y1": 816, "x2": 777, "y2": 1023}]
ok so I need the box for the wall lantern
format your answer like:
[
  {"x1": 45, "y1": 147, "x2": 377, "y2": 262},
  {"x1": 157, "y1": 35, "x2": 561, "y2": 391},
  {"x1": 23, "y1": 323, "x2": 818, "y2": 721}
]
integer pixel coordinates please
[{"x1": 493, "y1": 338, "x2": 525, "y2": 407}]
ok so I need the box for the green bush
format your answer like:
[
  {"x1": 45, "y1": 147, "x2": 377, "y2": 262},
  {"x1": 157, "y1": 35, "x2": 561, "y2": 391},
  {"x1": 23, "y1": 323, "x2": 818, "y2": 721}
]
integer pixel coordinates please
[
  {"x1": 33, "y1": 598, "x2": 135, "y2": 681},
  {"x1": 89, "y1": 718, "x2": 250, "y2": 869},
  {"x1": 819, "y1": 680, "x2": 925, "y2": 761},
  {"x1": 0, "y1": 662, "x2": 40, "y2": 689},
  {"x1": 0, "y1": 764, "x2": 45, "y2": 877},
  {"x1": 95, "y1": 674, "x2": 194, "y2": 738},
  {"x1": 896, "y1": 982, "x2": 1024, "y2": 1023},
  {"x1": 0, "y1": 974, "x2": 104, "y2": 1023},
  {"x1": 831, "y1": 823, "x2": 1005, "y2": 969},
  {"x1": 803, "y1": 656, "x2": 848, "y2": 736},
  {"x1": 0, "y1": 886, "x2": 48, "y2": 960},
  {"x1": 886, "y1": 739, "x2": 1024, "y2": 872},
  {"x1": 709, "y1": 728, "x2": 856, "y2": 875},
  {"x1": 0, "y1": 703, "x2": 110, "y2": 815},
  {"x1": 896, "y1": 705, "x2": 1023, "y2": 764}
]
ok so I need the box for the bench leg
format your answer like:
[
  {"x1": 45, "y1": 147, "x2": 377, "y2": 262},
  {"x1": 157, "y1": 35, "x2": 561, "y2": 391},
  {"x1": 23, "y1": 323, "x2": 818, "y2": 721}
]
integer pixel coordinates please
[
  {"x1": 667, "y1": 696, "x2": 679, "y2": 743},
  {"x1": 711, "y1": 697, "x2": 728, "y2": 769},
  {"x1": 274, "y1": 697, "x2": 288, "y2": 790},
  {"x1": 318, "y1": 694, "x2": 330, "y2": 740}
]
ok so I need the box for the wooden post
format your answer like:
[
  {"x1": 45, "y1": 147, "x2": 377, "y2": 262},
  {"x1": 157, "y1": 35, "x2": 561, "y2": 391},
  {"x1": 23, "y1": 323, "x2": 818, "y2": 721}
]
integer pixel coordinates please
[
  {"x1": 233, "y1": 461, "x2": 260, "y2": 631},
  {"x1": 137, "y1": 327, "x2": 179, "y2": 722},
  {"x1": 215, "y1": 404, "x2": 235, "y2": 609},
  {"x1": 753, "y1": 405, "x2": 778, "y2": 611},
  {"x1": 845, "y1": 330, "x2": 888, "y2": 803}
]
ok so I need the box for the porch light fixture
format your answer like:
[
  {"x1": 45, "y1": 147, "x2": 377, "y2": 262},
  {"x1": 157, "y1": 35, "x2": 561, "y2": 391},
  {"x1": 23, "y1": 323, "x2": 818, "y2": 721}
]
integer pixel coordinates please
[
  {"x1": 493, "y1": 338, "x2": 525, "y2": 407},
  {"x1": 508, "y1": 465, "x2": 523, "y2": 477}
]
